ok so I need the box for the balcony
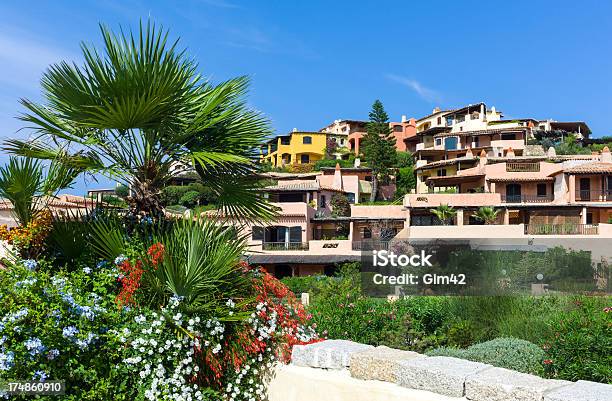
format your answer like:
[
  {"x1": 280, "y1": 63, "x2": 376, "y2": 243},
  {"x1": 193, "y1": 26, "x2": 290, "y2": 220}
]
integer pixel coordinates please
[
  {"x1": 575, "y1": 190, "x2": 612, "y2": 202},
  {"x1": 262, "y1": 242, "x2": 309, "y2": 251},
  {"x1": 501, "y1": 194, "x2": 554, "y2": 203},
  {"x1": 352, "y1": 240, "x2": 391, "y2": 251},
  {"x1": 506, "y1": 162, "x2": 540, "y2": 172},
  {"x1": 525, "y1": 224, "x2": 599, "y2": 235}
]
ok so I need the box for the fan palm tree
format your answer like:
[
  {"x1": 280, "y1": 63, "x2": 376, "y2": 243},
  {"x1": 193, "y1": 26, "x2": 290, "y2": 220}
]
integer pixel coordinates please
[
  {"x1": 4, "y1": 21, "x2": 275, "y2": 220},
  {"x1": 474, "y1": 206, "x2": 499, "y2": 225},
  {"x1": 430, "y1": 204, "x2": 457, "y2": 226},
  {"x1": 0, "y1": 157, "x2": 80, "y2": 226}
]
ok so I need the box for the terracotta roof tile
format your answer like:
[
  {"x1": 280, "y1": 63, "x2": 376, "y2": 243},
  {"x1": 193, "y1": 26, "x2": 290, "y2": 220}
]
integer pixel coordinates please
[{"x1": 564, "y1": 162, "x2": 612, "y2": 174}]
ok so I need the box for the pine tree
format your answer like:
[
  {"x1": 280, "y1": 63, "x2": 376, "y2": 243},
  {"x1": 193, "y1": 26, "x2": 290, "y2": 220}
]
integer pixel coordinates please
[{"x1": 362, "y1": 100, "x2": 398, "y2": 202}]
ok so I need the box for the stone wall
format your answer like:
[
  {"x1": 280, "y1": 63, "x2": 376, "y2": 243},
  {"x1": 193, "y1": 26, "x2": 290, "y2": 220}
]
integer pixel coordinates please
[{"x1": 267, "y1": 339, "x2": 612, "y2": 401}]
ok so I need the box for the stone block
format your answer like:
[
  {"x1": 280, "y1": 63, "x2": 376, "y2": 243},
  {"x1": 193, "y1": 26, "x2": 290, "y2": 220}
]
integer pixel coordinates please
[
  {"x1": 544, "y1": 380, "x2": 612, "y2": 401},
  {"x1": 396, "y1": 356, "x2": 490, "y2": 397},
  {"x1": 349, "y1": 346, "x2": 424, "y2": 382},
  {"x1": 465, "y1": 367, "x2": 569, "y2": 401},
  {"x1": 291, "y1": 340, "x2": 374, "y2": 370}
]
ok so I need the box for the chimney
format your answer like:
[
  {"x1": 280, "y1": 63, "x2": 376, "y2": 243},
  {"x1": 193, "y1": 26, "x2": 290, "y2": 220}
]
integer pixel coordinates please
[
  {"x1": 292, "y1": 128, "x2": 297, "y2": 132},
  {"x1": 491, "y1": 106, "x2": 496, "y2": 114},
  {"x1": 479, "y1": 149, "x2": 488, "y2": 165},
  {"x1": 547, "y1": 146, "x2": 556, "y2": 158},
  {"x1": 409, "y1": 117, "x2": 416, "y2": 126},
  {"x1": 401, "y1": 115, "x2": 407, "y2": 123},
  {"x1": 333, "y1": 163, "x2": 343, "y2": 189},
  {"x1": 465, "y1": 147, "x2": 473, "y2": 158},
  {"x1": 506, "y1": 147, "x2": 515, "y2": 158},
  {"x1": 433, "y1": 107, "x2": 441, "y2": 114},
  {"x1": 602, "y1": 146, "x2": 611, "y2": 163}
]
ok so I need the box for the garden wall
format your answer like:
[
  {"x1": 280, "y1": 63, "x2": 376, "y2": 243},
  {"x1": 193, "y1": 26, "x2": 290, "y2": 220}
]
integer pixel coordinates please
[{"x1": 267, "y1": 340, "x2": 612, "y2": 401}]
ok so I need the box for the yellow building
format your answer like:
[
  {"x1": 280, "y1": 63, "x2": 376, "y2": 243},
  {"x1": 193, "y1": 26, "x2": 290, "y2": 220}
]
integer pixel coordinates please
[{"x1": 261, "y1": 131, "x2": 328, "y2": 167}]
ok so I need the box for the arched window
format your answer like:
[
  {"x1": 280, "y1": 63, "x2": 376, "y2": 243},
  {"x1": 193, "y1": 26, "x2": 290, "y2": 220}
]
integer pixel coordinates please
[{"x1": 303, "y1": 136, "x2": 312, "y2": 144}]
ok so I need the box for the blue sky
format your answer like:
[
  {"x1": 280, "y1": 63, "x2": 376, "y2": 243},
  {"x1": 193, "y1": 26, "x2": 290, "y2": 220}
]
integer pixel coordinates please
[{"x1": 0, "y1": 0, "x2": 611, "y2": 193}]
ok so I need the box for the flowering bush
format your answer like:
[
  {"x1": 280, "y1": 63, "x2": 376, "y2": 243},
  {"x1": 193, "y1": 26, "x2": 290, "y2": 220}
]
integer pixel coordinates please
[
  {"x1": 0, "y1": 210, "x2": 52, "y2": 258},
  {"x1": 0, "y1": 259, "x2": 137, "y2": 400},
  {"x1": 540, "y1": 297, "x2": 612, "y2": 383},
  {"x1": 117, "y1": 264, "x2": 319, "y2": 401},
  {"x1": 0, "y1": 255, "x2": 319, "y2": 400}
]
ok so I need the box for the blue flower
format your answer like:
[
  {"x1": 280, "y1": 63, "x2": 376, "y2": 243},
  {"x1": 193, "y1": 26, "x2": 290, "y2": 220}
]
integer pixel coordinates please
[
  {"x1": 51, "y1": 276, "x2": 67, "y2": 289},
  {"x1": 114, "y1": 255, "x2": 128, "y2": 265},
  {"x1": 0, "y1": 351, "x2": 14, "y2": 371},
  {"x1": 22, "y1": 259, "x2": 37, "y2": 271},
  {"x1": 76, "y1": 305, "x2": 95, "y2": 321},
  {"x1": 75, "y1": 333, "x2": 96, "y2": 350},
  {"x1": 62, "y1": 326, "x2": 78, "y2": 339},
  {"x1": 15, "y1": 278, "x2": 37, "y2": 288},
  {"x1": 7, "y1": 308, "x2": 28, "y2": 323},
  {"x1": 47, "y1": 349, "x2": 60, "y2": 360},
  {"x1": 96, "y1": 260, "x2": 108, "y2": 269},
  {"x1": 33, "y1": 370, "x2": 48, "y2": 381},
  {"x1": 141, "y1": 216, "x2": 153, "y2": 225},
  {"x1": 24, "y1": 337, "x2": 46, "y2": 356}
]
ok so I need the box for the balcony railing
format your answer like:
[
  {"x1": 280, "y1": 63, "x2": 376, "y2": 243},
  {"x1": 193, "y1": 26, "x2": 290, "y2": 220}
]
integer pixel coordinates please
[
  {"x1": 262, "y1": 242, "x2": 309, "y2": 251},
  {"x1": 525, "y1": 224, "x2": 599, "y2": 235},
  {"x1": 352, "y1": 240, "x2": 391, "y2": 251},
  {"x1": 506, "y1": 162, "x2": 540, "y2": 172},
  {"x1": 312, "y1": 229, "x2": 348, "y2": 240},
  {"x1": 501, "y1": 194, "x2": 554, "y2": 203},
  {"x1": 575, "y1": 190, "x2": 612, "y2": 202}
]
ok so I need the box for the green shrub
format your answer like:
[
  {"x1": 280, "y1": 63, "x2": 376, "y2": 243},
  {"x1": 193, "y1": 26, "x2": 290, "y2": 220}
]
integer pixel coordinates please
[
  {"x1": 541, "y1": 297, "x2": 612, "y2": 383},
  {"x1": 428, "y1": 337, "x2": 545, "y2": 375},
  {"x1": 445, "y1": 320, "x2": 476, "y2": 348},
  {"x1": 426, "y1": 346, "x2": 465, "y2": 358}
]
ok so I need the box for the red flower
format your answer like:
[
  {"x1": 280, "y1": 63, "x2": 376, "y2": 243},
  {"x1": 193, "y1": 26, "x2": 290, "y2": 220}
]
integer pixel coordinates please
[
  {"x1": 147, "y1": 242, "x2": 165, "y2": 267},
  {"x1": 543, "y1": 359, "x2": 553, "y2": 365}
]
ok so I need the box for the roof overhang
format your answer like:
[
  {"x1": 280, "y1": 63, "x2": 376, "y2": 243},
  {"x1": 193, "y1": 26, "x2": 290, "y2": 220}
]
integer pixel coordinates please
[{"x1": 426, "y1": 174, "x2": 485, "y2": 187}]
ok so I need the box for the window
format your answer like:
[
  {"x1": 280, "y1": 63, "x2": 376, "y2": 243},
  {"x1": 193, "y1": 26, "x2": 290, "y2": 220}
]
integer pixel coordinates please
[
  {"x1": 446, "y1": 116, "x2": 453, "y2": 126},
  {"x1": 537, "y1": 183, "x2": 547, "y2": 197},
  {"x1": 340, "y1": 139, "x2": 345, "y2": 145},
  {"x1": 445, "y1": 137, "x2": 458, "y2": 150},
  {"x1": 435, "y1": 138, "x2": 442, "y2": 146},
  {"x1": 346, "y1": 193, "x2": 355, "y2": 204},
  {"x1": 362, "y1": 227, "x2": 372, "y2": 239},
  {"x1": 506, "y1": 184, "x2": 522, "y2": 202},
  {"x1": 437, "y1": 169, "x2": 447, "y2": 177},
  {"x1": 280, "y1": 137, "x2": 290, "y2": 145},
  {"x1": 252, "y1": 226, "x2": 264, "y2": 240},
  {"x1": 501, "y1": 133, "x2": 516, "y2": 140},
  {"x1": 473, "y1": 136, "x2": 480, "y2": 147},
  {"x1": 303, "y1": 136, "x2": 312, "y2": 144},
  {"x1": 300, "y1": 154, "x2": 310, "y2": 164},
  {"x1": 289, "y1": 226, "x2": 302, "y2": 243},
  {"x1": 586, "y1": 213, "x2": 593, "y2": 225},
  {"x1": 393, "y1": 125, "x2": 403, "y2": 132},
  {"x1": 437, "y1": 117, "x2": 442, "y2": 125}
]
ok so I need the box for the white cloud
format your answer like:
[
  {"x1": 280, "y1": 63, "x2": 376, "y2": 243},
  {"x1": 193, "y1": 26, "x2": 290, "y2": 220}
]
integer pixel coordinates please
[
  {"x1": 0, "y1": 31, "x2": 76, "y2": 92},
  {"x1": 386, "y1": 74, "x2": 441, "y2": 103}
]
